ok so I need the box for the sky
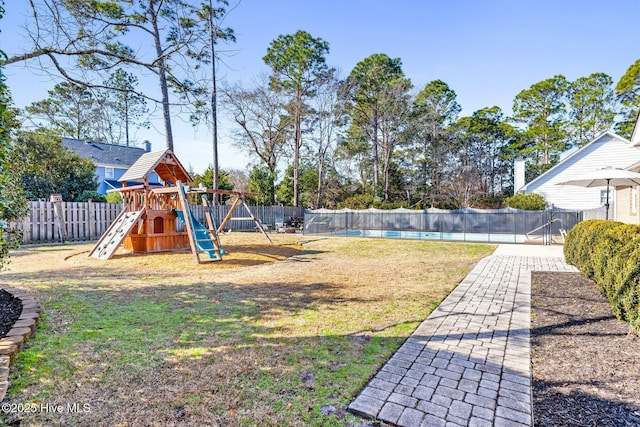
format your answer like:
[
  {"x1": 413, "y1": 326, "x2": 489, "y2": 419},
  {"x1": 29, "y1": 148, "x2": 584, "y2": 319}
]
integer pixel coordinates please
[{"x1": 2, "y1": 0, "x2": 640, "y2": 175}]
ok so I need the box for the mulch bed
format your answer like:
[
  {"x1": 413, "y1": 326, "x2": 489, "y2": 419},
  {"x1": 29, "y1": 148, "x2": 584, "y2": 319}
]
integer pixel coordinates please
[
  {"x1": 531, "y1": 272, "x2": 640, "y2": 427},
  {"x1": 0, "y1": 289, "x2": 22, "y2": 338}
]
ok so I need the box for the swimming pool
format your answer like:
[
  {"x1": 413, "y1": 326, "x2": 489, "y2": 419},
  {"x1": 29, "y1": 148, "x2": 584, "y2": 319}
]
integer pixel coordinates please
[{"x1": 324, "y1": 229, "x2": 526, "y2": 243}]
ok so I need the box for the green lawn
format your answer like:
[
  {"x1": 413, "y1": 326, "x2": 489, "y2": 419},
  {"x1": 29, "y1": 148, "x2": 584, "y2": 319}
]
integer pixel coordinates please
[{"x1": 0, "y1": 234, "x2": 493, "y2": 426}]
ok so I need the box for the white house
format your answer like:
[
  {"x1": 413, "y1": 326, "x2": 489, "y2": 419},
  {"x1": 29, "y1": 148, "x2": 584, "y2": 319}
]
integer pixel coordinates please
[
  {"x1": 615, "y1": 114, "x2": 640, "y2": 223},
  {"x1": 520, "y1": 131, "x2": 640, "y2": 212}
]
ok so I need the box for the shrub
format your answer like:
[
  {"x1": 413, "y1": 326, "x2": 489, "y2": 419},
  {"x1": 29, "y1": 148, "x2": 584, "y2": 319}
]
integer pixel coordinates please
[
  {"x1": 565, "y1": 219, "x2": 618, "y2": 278},
  {"x1": 564, "y1": 219, "x2": 640, "y2": 334},
  {"x1": 505, "y1": 192, "x2": 548, "y2": 210},
  {"x1": 337, "y1": 194, "x2": 407, "y2": 210},
  {"x1": 76, "y1": 190, "x2": 106, "y2": 202},
  {"x1": 591, "y1": 223, "x2": 640, "y2": 286},
  {"x1": 105, "y1": 192, "x2": 122, "y2": 204}
]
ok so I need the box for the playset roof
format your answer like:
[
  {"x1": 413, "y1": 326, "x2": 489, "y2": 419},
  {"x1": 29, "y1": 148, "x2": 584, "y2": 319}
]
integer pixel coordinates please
[{"x1": 118, "y1": 149, "x2": 192, "y2": 185}]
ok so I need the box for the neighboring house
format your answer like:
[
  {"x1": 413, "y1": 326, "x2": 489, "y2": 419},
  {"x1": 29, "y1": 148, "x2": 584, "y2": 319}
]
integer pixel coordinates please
[
  {"x1": 520, "y1": 131, "x2": 640, "y2": 212},
  {"x1": 616, "y1": 114, "x2": 640, "y2": 224},
  {"x1": 62, "y1": 138, "x2": 160, "y2": 195}
]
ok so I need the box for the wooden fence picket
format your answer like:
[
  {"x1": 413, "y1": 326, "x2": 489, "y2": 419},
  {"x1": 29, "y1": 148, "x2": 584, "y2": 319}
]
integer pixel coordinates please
[{"x1": 15, "y1": 201, "x2": 304, "y2": 244}]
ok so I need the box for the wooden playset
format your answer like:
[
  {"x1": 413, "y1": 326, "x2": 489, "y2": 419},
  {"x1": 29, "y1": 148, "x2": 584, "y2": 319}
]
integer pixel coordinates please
[{"x1": 89, "y1": 150, "x2": 270, "y2": 264}]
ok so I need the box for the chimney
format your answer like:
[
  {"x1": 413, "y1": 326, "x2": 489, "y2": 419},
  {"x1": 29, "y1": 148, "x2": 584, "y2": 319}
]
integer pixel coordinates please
[
  {"x1": 514, "y1": 157, "x2": 526, "y2": 193},
  {"x1": 144, "y1": 140, "x2": 151, "y2": 152}
]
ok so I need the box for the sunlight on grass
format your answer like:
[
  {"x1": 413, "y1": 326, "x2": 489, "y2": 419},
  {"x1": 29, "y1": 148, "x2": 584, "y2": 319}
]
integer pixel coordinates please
[{"x1": 2, "y1": 234, "x2": 494, "y2": 426}]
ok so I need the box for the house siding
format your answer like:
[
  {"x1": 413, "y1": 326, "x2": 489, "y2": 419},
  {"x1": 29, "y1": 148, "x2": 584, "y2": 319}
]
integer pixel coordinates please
[
  {"x1": 96, "y1": 165, "x2": 131, "y2": 194},
  {"x1": 615, "y1": 186, "x2": 639, "y2": 224},
  {"x1": 63, "y1": 138, "x2": 158, "y2": 196},
  {"x1": 523, "y1": 133, "x2": 640, "y2": 210}
]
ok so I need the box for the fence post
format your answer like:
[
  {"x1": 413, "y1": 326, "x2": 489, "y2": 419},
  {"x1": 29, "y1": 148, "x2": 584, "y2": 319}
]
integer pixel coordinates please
[
  {"x1": 21, "y1": 214, "x2": 30, "y2": 244},
  {"x1": 463, "y1": 211, "x2": 467, "y2": 242},
  {"x1": 50, "y1": 195, "x2": 67, "y2": 243},
  {"x1": 88, "y1": 200, "x2": 95, "y2": 240}
]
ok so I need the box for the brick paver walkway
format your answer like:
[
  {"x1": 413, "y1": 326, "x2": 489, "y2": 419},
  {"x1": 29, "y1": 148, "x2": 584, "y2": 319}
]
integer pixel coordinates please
[{"x1": 348, "y1": 253, "x2": 578, "y2": 426}]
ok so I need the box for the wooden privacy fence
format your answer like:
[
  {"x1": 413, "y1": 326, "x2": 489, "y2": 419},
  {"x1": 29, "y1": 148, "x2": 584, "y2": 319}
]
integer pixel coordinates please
[
  {"x1": 17, "y1": 201, "x2": 305, "y2": 244},
  {"x1": 19, "y1": 201, "x2": 121, "y2": 244}
]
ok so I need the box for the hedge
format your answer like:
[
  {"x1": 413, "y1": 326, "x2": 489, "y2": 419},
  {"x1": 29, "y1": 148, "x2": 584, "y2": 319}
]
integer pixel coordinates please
[{"x1": 564, "y1": 219, "x2": 640, "y2": 334}]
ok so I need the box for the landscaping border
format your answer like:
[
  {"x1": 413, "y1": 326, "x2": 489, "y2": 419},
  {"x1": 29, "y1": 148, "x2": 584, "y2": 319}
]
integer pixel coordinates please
[{"x1": 0, "y1": 286, "x2": 42, "y2": 401}]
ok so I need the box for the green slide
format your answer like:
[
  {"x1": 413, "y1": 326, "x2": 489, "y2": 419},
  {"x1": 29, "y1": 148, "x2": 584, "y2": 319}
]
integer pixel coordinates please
[{"x1": 174, "y1": 209, "x2": 225, "y2": 259}]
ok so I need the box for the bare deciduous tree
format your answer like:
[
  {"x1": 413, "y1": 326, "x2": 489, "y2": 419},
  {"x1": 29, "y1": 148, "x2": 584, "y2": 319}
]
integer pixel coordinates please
[
  {"x1": 7, "y1": 0, "x2": 214, "y2": 151},
  {"x1": 221, "y1": 78, "x2": 291, "y2": 200}
]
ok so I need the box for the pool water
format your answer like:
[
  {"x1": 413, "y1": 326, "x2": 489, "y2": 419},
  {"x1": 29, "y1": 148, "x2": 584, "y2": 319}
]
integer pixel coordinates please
[{"x1": 332, "y1": 229, "x2": 526, "y2": 243}]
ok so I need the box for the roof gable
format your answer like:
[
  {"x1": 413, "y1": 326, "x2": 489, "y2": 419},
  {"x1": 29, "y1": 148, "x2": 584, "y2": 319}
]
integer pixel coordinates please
[
  {"x1": 62, "y1": 138, "x2": 147, "y2": 166},
  {"x1": 631, "y1": 111, "x2": 640, "y2": 147},
  {"x1": 118, "y1": 149, "x2": 192, "y2": 184},
  {"x1": 523, "y1": 131, "x2": 631, "y2": 190}
]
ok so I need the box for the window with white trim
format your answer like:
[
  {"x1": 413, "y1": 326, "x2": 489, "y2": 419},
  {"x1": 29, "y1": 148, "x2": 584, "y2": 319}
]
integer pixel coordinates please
[
  {"x1": 105, "y1": 167, "x2": 114, "y2": 179},
  {"x1": 633, "y1": 186, "x2": 638, "y2": 214},
  {"x1": 600, "y1": 189, "x2": 611, "y2": 206}
]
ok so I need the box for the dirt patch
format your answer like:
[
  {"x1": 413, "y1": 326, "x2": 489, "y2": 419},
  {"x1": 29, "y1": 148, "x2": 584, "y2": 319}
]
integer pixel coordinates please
[
  {"x1": 0, "y1": 290, "x2": 22, "y2": 338},
  {"x1": 77, "y1": 232, "x2": 305, "y2": 270},
  {"x1": 531, "y1": 272, "x2": 640, "y2": 426}
]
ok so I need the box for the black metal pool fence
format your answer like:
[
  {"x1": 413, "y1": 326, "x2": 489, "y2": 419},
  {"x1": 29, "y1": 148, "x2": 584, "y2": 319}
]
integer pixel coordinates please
[{"x1": 303, "y1": 206, "x2": 605, "y2": 244}]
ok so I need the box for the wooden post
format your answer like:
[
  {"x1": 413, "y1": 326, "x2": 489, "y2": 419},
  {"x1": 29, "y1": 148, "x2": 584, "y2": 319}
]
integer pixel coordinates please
[
  {"x1": 50, "y1": 194, "x2": 67, "y2": 243},
  {"x1": 176, "y1": 181, "x2": 200, "y2": 263},
  {"x1": 88, "y1": 200, "x2": 95, "y2": 240},
  {"x1": 217, "y1": 195, "x2": 242, "y2": 233},
  {"x1": 241, "y1": 196, "x2": 272, "y2": 243}
]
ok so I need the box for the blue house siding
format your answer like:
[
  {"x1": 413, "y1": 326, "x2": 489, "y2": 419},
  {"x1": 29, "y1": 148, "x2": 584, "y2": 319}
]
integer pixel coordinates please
[
  {"x1": 95, "y1": 166, "x2": 161, "y2": 194},
  {"x1": 62, "y1": 138, "x2": 158, "y2": 195},
  {"x1": 95, "y1": 166, "x2": 127, "y2": 194},
  {"x1": 95, "y1": 166, "x2": 108, "y2": 194}
]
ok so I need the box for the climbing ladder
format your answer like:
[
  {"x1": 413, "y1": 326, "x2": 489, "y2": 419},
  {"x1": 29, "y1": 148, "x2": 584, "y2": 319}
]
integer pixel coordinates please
[
  {"x1": 175, "y1": 181, "x2": 224, "y2": 263},
  {"x1": 89, "y1": 208, "x2": 146, "y2": 260}
]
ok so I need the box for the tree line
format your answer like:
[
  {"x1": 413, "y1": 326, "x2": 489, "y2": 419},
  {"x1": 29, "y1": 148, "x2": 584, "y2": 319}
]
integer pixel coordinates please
[
  {"x1": 226, "y1": 40, "x2": 638, "y2": 209},
  {"x1": 4, "y1": 1, "x2": 640, "y2": 209}
]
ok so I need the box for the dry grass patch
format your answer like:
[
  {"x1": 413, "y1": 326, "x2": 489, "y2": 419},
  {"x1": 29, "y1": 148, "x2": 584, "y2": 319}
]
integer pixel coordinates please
[{"x1": 0, "y1": 234, "x2": 494, "y2": 426}]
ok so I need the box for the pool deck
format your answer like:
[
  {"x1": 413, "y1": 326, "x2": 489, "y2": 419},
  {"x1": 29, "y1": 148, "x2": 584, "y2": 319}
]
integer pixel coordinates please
[{"x1": 347, "y1": 244, "x2": 578, "y2": 426}]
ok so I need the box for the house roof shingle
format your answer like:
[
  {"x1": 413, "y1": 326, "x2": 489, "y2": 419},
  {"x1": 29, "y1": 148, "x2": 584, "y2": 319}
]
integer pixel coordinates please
[{"x1": 62, "y1": 138, "x2": 148, "y2": 167}]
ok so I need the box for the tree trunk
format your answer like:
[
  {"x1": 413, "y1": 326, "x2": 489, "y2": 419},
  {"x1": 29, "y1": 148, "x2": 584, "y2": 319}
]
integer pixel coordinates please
[
  {"x1": 316, "y1": 140, "x2": 328, "y2": 208},
  {"x1": 372, "y1": 105, "x2": 379, "y2": 195},
  {"x1": 316, "y1": 160, "x2": 323, "y2": 208},
  {"x1": 124, "y1": 98, "x2": 130, "y2": 147},
  {"x1": 382, "y1": 129, "x2": 391, "y2": 201},
  {"x1": 293, "y1": 89, "x2": 302, "y2": 207},
  {"x1": 209, "y1": 0, "x2": 219, "y2": 205},
  {"x1": 151, "y1": 4, "x2": 174, "y2": 151},
  {"x1": 430, "y1": 124, "x2": 439, "y2": 207}
]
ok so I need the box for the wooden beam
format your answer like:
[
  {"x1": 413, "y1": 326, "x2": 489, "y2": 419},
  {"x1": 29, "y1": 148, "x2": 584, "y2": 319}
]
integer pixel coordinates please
[
  {"x1": 190, "y1": 188, "x2": 259, "y2": 198},
  {"x1": 149, "y1": 187, "x2": 180, "y2": 195},
  {"x1": 217, "y1": 196, "x2": 243, "y2": 233},
  {"x1": 241, "y1": 196, "x2": 272, "y2": 243},
  {"x1": 107, "y1": 184, "x2": 146, "y2": 193}
]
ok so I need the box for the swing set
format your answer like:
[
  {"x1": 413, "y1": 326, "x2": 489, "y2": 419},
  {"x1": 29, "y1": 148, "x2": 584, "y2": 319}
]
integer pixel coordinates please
[{"x1": 89, "y1": 150, "x2": 270, "y2": 264}]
